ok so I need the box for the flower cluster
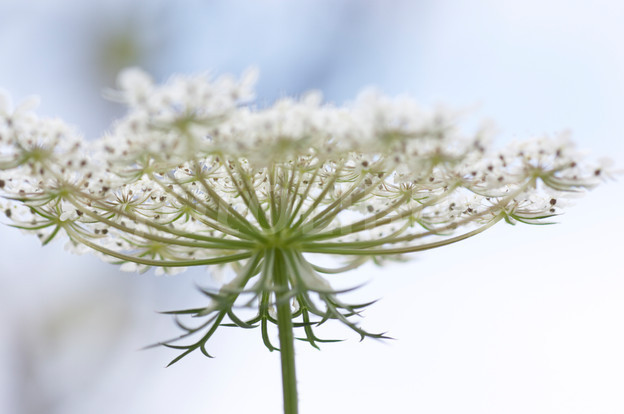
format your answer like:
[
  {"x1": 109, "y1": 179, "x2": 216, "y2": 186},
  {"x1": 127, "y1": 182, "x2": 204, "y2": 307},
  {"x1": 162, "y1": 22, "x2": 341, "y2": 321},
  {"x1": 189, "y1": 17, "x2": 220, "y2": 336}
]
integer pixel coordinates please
[{"x1": 0, "y1": 69, "x2": 607, "y2": 364}]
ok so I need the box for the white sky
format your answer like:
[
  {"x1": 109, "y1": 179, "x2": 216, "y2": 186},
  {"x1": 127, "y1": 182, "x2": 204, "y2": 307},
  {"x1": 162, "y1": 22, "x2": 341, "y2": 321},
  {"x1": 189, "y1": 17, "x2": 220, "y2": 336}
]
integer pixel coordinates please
[{"x1": 1, "y1": 1, "x2": 623, "y2": 413}]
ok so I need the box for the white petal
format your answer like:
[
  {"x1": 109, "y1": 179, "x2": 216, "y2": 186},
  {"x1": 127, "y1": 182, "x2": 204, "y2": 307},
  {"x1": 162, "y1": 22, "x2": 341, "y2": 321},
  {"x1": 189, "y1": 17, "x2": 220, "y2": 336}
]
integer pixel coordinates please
[
  {"x1": 16, "y1": 96, "x2": 40, "y2": 113},
  {"x1": 117, "y1": 67, "x2": 153, "y2": 93},
  {"x1": 0, "y1": 92, "x2": 11, "y2": 113},
  {"x1": 120, "y1": 262, "x2": 138, "y2": 272}
]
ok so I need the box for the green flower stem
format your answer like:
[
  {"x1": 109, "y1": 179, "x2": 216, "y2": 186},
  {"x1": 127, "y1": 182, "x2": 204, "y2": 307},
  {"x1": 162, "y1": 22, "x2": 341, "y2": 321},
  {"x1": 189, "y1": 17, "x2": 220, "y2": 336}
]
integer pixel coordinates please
[
  {"x1": 148, "y1": 173, "x2": 252, "y2": 240},
  {"x1": 192, "y1": 170, "x2": 263, "y2": 237},
  {"x1": 64, "y1": 197, "x2": 254, "y2": 250},
  {"x1": 302, "y1": 214, "x2": 503, "y2": 256},
  {"x1": 306, "y1": 173, "x2": 366, "y2": 226},
  {"x1": 300, "y1": 177, "x2": 536, "y2": 247},
  {"x1": 291, "y1": 162, "x2": 344, "y2": 229},
  {"x1": 305, "y1": 166, "x2": 394, "y2": 231},
  {"x1": 283, "y1": 167, "x2": 306, "y2": 224},
  {"x1": 232, "y1": 161, "x2": 272, "y2": 229},
  {"x1": 67, "y1": 190, "x2": 256, "y2": 247},
  {"x1": 67, "y1": 227, "x2": 253, "y2": 267},
  {"x1": 299, "y1": 184, "x2": 459, "y2": 242},
  {"x1": 273, "y1": 248, "x2": 299, "y2": 414},
  {"x1": 285, "y1": 162, "x2": 323, "y2": 228},
  {"x1": 165, "y1": 172, "x2": 262, "y2": 240}
]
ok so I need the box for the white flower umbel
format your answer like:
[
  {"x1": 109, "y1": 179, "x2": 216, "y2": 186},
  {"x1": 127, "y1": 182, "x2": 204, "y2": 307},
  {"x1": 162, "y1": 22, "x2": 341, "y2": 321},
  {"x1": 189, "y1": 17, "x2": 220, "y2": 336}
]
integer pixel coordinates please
[{"x1": 0, "y1": 69, "x2": 609, "y2": 414}]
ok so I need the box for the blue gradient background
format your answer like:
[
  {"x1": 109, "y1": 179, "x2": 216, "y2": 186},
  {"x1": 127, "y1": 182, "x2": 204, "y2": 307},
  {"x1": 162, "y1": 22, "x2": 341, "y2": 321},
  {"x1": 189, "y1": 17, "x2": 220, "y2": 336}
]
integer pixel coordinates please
[{"x1": 1, "y1": 1, "x2": 623, "y2": 413}]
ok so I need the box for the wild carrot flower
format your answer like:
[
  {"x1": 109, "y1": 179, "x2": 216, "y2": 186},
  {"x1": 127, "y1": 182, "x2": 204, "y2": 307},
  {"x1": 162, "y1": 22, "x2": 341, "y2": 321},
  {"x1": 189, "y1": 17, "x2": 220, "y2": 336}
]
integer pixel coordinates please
[{"x1": 0, "y1": 68, "x2": 608, "y2": 414}]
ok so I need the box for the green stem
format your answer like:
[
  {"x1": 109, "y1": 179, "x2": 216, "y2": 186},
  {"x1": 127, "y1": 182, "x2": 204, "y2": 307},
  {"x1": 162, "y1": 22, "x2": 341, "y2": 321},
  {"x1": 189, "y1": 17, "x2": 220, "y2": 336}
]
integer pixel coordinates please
[{"x1": 274, "y1": 249, "x2": 299, "y2": 414}]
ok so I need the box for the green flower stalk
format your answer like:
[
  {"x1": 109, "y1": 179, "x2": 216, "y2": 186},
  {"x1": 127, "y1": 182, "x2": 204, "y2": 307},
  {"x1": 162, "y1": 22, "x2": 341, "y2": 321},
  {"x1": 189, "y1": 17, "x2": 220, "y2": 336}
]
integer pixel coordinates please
[{"x1": 0, "y1": 68, "x2": 609, "y2": 414}]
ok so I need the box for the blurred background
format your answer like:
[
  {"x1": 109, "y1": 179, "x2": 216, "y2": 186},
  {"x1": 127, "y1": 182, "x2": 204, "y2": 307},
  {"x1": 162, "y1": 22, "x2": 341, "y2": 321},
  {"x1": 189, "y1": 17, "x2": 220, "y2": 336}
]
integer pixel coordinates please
[{"x1": 1, "y1": 0, "x2": 623, "y2": 413}]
